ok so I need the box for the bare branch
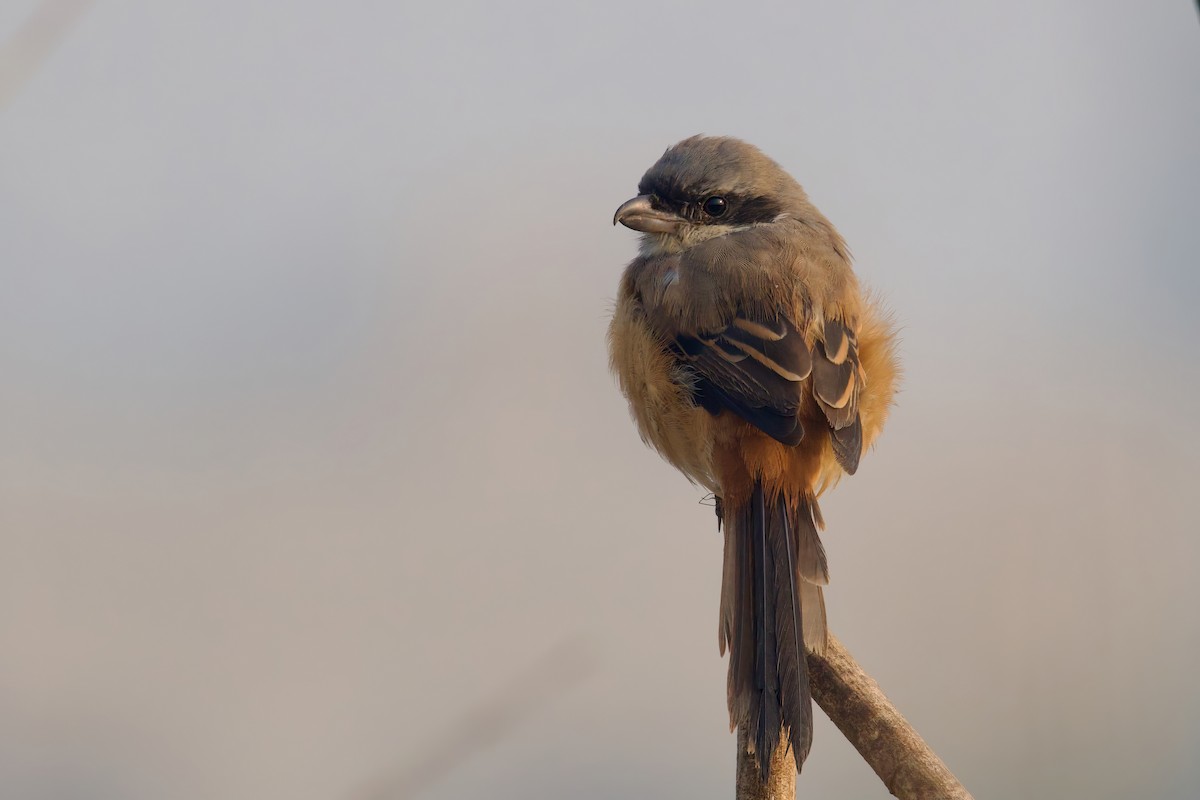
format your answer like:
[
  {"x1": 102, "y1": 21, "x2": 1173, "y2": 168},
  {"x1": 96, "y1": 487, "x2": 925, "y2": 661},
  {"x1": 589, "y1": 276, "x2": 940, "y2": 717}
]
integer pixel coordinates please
[{"x1": 735, "y1": 726, "x2": 795, "y2": 800}]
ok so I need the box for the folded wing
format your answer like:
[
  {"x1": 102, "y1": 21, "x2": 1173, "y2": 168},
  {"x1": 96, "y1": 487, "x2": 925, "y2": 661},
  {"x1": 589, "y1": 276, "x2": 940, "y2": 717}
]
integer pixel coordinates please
[{"x1": 674, "y1": 314, "x2": 864, "y2": 473}]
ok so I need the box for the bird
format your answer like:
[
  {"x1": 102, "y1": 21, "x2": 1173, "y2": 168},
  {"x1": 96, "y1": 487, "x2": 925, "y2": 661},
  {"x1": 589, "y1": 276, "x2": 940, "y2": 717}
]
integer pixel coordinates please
[{"x1": 607, "y1": 135, "x2": 900, "y2": 779}]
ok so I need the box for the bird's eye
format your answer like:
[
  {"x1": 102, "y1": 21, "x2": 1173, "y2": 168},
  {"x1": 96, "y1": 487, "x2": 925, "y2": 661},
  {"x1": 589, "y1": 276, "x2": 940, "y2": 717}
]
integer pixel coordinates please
[{"x1": 702, "y1": 196, "x2": 728, "y2": 217}]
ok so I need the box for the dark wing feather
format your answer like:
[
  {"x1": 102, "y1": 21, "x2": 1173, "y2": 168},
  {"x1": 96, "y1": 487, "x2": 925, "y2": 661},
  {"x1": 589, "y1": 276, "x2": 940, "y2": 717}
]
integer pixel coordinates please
[
  {"x1": 675, "y1": 313, "x2": 867, "y2": 469},
  {"x1": 675, "y1": 313, "x2": 810, "y2": 446},
  {"x1": 668, "y1": 295, "x2": 864, "y2": 472},
  {"x1": 830, "y1": 415, "x2": 863, "y2": 475},
  {"x1": 814, "y1": 319, "x2": 864, "y2": 473}
]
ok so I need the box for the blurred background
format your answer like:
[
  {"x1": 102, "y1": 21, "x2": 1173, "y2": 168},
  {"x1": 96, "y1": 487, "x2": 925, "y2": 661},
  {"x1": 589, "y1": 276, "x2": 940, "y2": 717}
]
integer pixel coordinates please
[{"x1": 2, "y1": 2, "x2": 1198, "y2": 798}]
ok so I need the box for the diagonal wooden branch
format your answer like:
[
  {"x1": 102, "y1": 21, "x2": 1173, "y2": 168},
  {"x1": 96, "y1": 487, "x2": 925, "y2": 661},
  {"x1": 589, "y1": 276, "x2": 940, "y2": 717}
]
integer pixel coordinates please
[{"x1": 736, "y1": 633, "x2": 973, "y2": 800}]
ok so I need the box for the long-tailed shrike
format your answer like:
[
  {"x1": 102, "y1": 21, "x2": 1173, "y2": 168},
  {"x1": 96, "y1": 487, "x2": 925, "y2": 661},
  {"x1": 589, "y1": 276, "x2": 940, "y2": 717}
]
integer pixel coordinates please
[{"x1": 609, "y1": 135, "x2": 900, "y2": 777}]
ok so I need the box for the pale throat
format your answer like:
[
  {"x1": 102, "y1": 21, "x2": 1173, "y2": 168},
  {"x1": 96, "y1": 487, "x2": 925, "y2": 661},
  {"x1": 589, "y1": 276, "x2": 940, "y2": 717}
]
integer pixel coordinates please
[{"x1": 637, "y1": 222, "x2": 748, "y2": 257}]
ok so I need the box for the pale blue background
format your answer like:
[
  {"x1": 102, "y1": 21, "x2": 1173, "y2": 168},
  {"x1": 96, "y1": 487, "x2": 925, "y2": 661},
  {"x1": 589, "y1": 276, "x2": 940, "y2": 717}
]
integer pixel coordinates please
[{"x1": 2, "y1": 2, "x2": 1198, "y2": 798}]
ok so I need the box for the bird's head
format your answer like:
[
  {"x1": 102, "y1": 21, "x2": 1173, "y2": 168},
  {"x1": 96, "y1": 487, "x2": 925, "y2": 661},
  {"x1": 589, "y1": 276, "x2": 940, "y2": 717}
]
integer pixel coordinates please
[{"x1": 613, "y1": 136, "x2": 812, "y2": 254}]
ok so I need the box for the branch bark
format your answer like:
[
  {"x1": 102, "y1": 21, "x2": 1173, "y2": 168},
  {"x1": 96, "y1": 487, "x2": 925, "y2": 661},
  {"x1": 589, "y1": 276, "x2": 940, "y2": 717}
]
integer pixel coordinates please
[
  {"x1": 735, "y1": 725, "x2": 795, "y2": 800},
  {"x1": 736, "y1": 633, "x2": 973, "y2": 800}
]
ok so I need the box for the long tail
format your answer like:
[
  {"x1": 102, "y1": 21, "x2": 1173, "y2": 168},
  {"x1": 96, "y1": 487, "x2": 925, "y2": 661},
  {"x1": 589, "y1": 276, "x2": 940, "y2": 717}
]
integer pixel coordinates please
[{"x1": 719, "y1": 482, "x2": 829, "y2": 778}]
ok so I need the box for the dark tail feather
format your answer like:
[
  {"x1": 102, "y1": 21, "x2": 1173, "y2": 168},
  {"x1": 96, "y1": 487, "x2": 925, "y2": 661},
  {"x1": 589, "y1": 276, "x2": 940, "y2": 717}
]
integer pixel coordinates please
[
  {"x1": 750, "y1": 484, "x2": 782, "y2": 773},
  {"x1": 720, "y1": 484, "x2": 828, "y2": 778}
]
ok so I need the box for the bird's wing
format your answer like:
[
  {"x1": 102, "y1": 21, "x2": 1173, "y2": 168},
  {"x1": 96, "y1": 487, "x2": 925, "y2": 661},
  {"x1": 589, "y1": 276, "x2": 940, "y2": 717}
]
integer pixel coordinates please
[
  {"x1": 810, "y1": 317, "x2": 864, "y2": 474},
  {"x1": 674, "y1": 314, "x2": 810, "y2": 446},
  {"x1": 674, "y1": 314, "x2": 865, "y2": 474}
]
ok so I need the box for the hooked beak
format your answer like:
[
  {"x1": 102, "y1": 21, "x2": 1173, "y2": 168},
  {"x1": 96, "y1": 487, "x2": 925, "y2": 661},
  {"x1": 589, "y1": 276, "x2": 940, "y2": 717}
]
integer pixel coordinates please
[{"x1": 613, "y1": 194, "x2": 683, "y2": 234}]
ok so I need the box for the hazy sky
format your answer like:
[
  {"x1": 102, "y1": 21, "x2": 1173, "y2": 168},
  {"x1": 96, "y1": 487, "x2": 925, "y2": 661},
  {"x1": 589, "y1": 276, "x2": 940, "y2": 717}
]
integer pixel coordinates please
[{"x1": 2, "y1": 2, "x2": 1199, "y2": 799}]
